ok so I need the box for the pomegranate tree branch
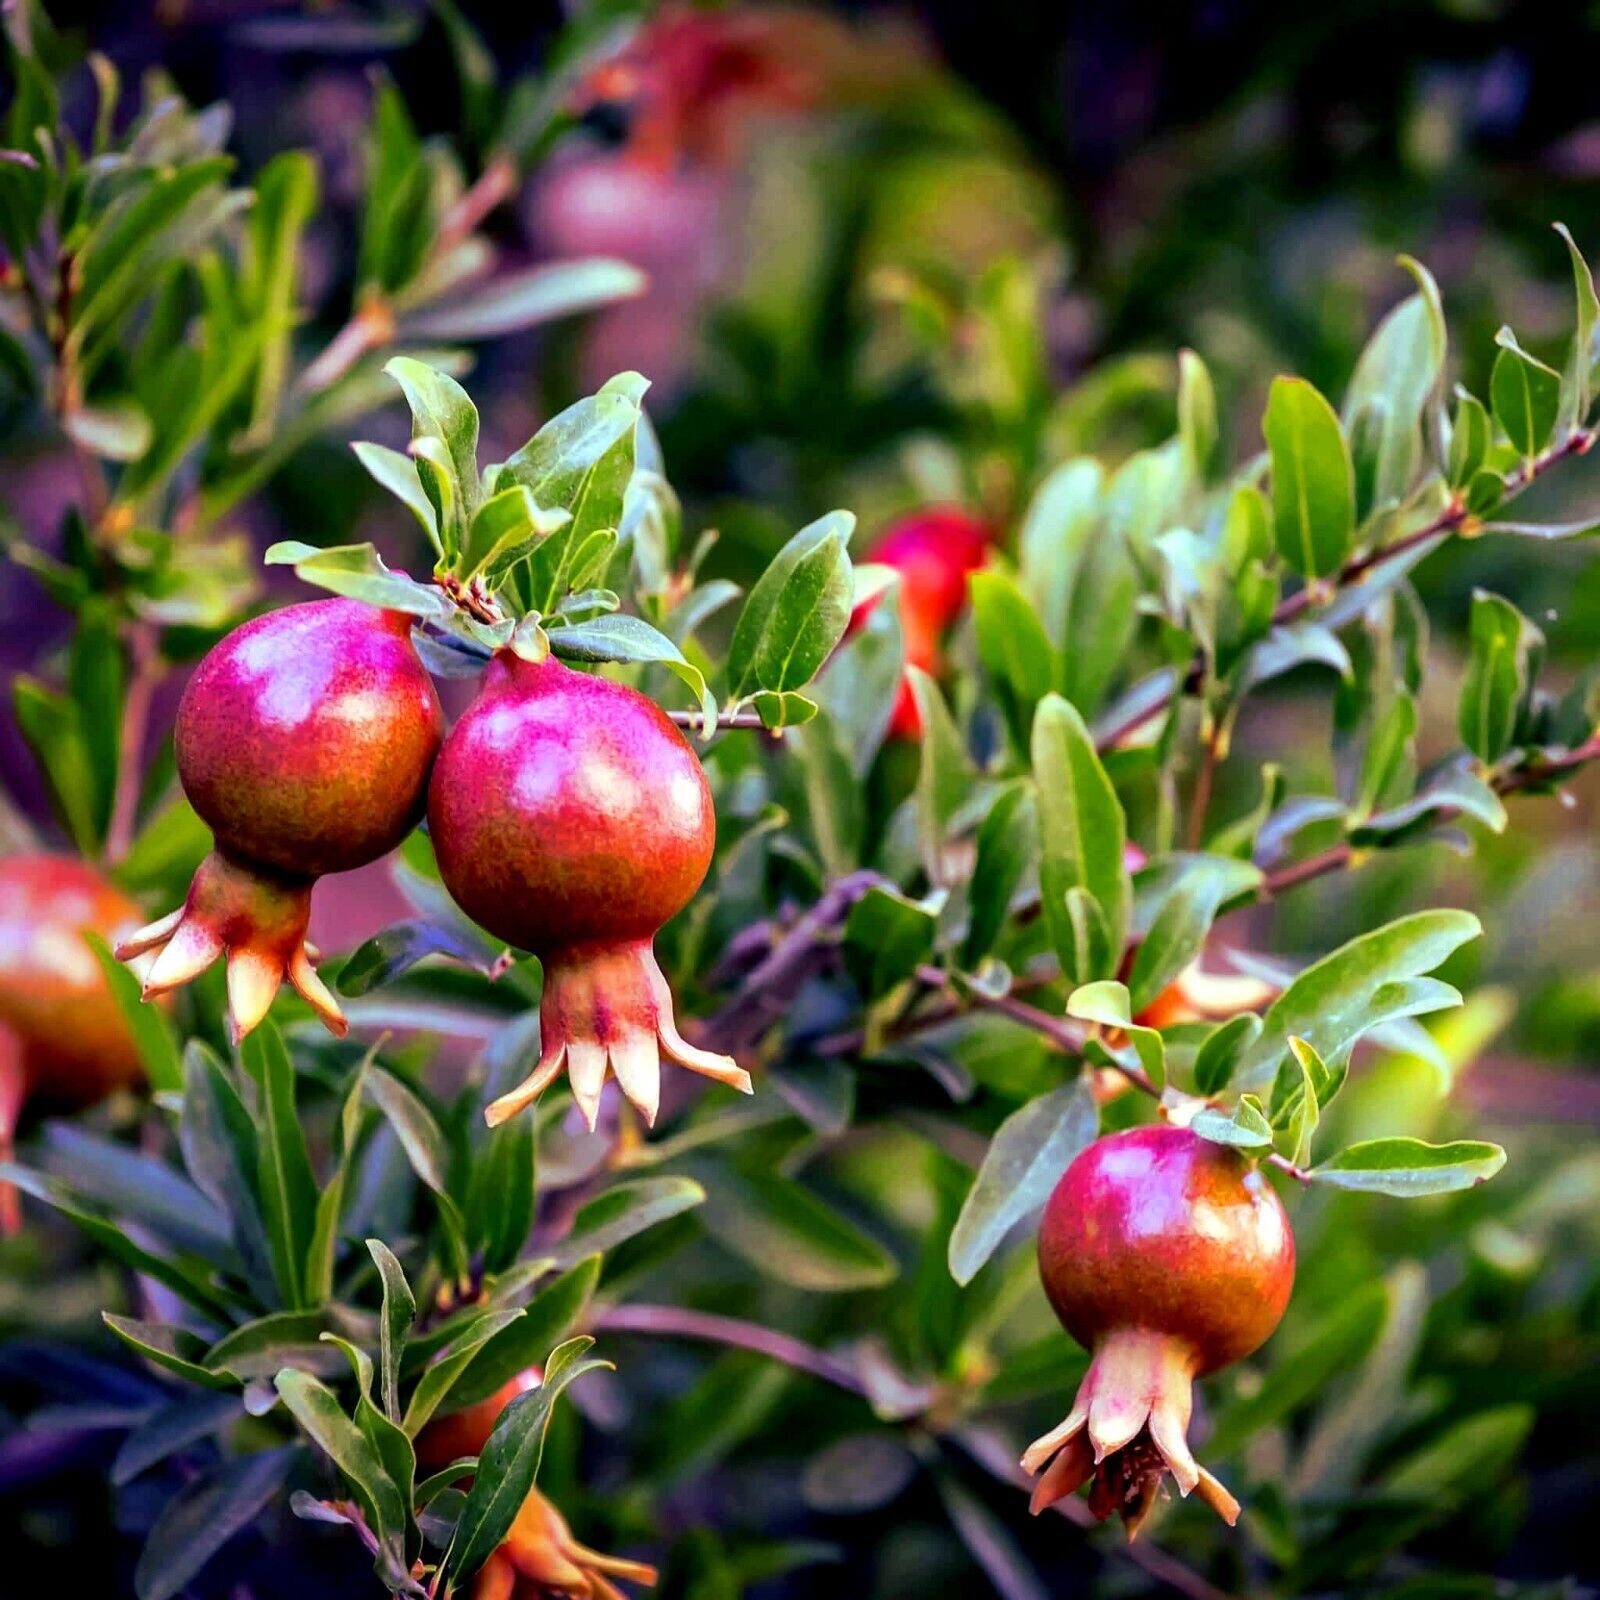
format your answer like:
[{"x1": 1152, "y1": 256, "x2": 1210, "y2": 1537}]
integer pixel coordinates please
[
  {"x1": 1096, "y1": 425, "x2": 1598, "y2": 754},
  {"x1": 592, "y1": 1303, "x2": 868, "y2": 1396}
]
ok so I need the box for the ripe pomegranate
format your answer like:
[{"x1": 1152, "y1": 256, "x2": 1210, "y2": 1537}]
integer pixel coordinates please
[
  {"x1": 0, "y1": 854, "x2": 152, "y2": 1232},
  {"x1": 1024, "y1": 1124, "x2": 1295, "y2": 1538},
  {"x1": 852, "y1": 506, "x2": 990, "y2": 738},
  {"x1": 414, "y1": 1368, "x2": 542, "y2": 1474},
  {"x1": 428, "y1": 651, "x2": 749, "y2": 1130},
  {"x1": 116, "y1": 600, "x2": 443, "y2": 1042},
  {"x1": 474, "y1": 1483, "x2": 657, "y2": 1600}
]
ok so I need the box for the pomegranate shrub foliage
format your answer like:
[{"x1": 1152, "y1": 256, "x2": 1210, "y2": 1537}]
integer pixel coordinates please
[{"x1": 2, "y1": 7, "x2": 1600, "y2": 1600}]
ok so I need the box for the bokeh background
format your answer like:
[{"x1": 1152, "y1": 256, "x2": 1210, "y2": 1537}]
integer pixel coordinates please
[{"x1": 4, "y1": 2, "x2": 1600, "y2": 1595}]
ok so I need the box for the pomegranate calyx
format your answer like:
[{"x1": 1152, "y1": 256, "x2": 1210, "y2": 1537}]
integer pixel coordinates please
[
  {"x1": 1021, "y1": 1326, "x2": 1239, "y2": 1540},
  {"x1": 115, "y1": 850, "x2": 347, "y2": 1044},
  {"x1": 486, "y1": 938, "x2": 749, "y2": 1131},
  {"x1": 475, "y1": 1484, "x2": 657, "y2": 1600}
]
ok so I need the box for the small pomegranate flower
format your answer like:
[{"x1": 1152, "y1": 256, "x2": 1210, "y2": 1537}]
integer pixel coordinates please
[
  {"x1": 1024, "y1": 1125, "x2": 1295, "y2": 1539},
  {"x1": 0, "y1": 854, "x2": 153, "y2": 1232},
  {"x1": 428, "y1": 651, "x2": 750, "y2": 1130},
  {"x1": 116, "y1": 599, "x2": 443, "y2": 1041},
  {"x1": 474, "y1": 1484, "x2": 658, "y2": 1600}
]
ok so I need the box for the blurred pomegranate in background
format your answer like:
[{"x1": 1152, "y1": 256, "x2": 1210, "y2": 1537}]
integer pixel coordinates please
[
  {"x1": 0, "y1": 854, "x2": 151, "y2": 1232},
  {"x1": 852, "y1": 506, "x2": 990, "y2": 737},
  {"x1": 414, "y1": 1367, "x2": 542, "y2": 1473}
]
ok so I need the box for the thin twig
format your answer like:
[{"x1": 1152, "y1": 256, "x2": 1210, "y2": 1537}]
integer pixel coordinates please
[
  {"x1": 666, "y1": 708, "x2": 769, "y2": 730},
  {"x1": 1097, "y1": 426, "x2": 1597, "y2": 754},
  {"x1": 437, "y1": 152, "x2": 519, "y2": 255},
  {"x1": 592, "y1": 1303, "x2": 867, "y2": 1395}
]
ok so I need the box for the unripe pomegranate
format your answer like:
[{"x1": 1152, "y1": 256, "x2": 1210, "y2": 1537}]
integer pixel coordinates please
[
  {"x1": 116, "y1": 600, "x2": 443, "y2": 1042},
  {"x1": 414, "y1": 1368, "x2": 542, "y2": 1474},
  {"x1": 852, "y1": 506, "x2": 990, "y2": 738},
  {"x1": 0, "y1": 854, "x2": 151, "y2": 1232},
  {"x1": 474, "y1": 1483, "x2": 657, "y2": 1600},
  {"x1": 1024, "y1": 1125, "x2": 1295, "y2": 1538},
  {"x1": 428, "y1": 651, "x2": 749, "y2": 1130}
]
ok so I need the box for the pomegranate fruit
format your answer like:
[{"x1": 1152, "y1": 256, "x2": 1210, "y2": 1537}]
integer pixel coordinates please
[
  {"x1": 853, "y1": 506, "x2": 990, "y2": 737},
  {"x1": 1024, "y1": 1124, "x2": 1295, "y2": 1538},
  {"x1": 473, "y1": 1483, "x2": 657, "y2": 1600},
  {"x1": 0, "y1": 854, "x2": 151, "y2": 1232},
  {"x1": 116, "y1": 599, "x2": 443, "y2": 1042},
  {"x1": 428, "y1": 651, "x2": 749, "y2": 1130}
]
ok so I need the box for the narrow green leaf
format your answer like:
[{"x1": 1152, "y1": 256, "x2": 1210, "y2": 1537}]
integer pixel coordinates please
[
  {"x1": 1032, "y1": 693, "x2": 1128, "y2": 983},
  {"x1": 1190, "y1": 1095, "x2": 1273, "y2": 1149},
  {"x1": 1459, "y1": 590, "x2": 1543, "y2": 763},
  {"x1": 962, "y1": 784, "x2": 1037, "y2": 968},
  {"x1": 1311, "y1": 1138, "x2": 1507, "y2": 1196},
  {"x1": 244, "y1": 1022, "x2": 319, "y2": 1309},
  {"x1": 947, "y1": 1081, "x2": 1096, "y2": 1285},
  {"x1": 726, "y1": 511, "x2": 856, "y2": 697},
  {"x1": 264, "y1": 541, "x2": 449, "y2": 618},
  {"x1": 908, "y1": 667, "x2": 974, "y2": 887},
  {"x1": 1490, "y1": 328, "x2": 1561, "y2": 459},
  {"x1": 1264, "y1": 376, "x2": 1355, "y2": 578},
  {"x1": 84, "y1": 933, "x2": 182, "y2": 1092},
  {"x1": 1555, "y1": 223, "x2": 1599, "y2": 428},
  {"x1": 369, "y1": 1239, "x2": 416, "y2": 1422}
]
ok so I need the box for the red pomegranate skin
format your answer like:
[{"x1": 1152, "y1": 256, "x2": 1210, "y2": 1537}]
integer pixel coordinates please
[
  {"x1": 853, "y1": 507, "x2": 990, "y2": 737},
  {"x1": 429, "y1": 652, "x2": 714, "y2": 953},
  {"x1": 177, "y1": 598, "x2": 443, "y2": 880},
  {"x1": 0, "y1": 854, "x2": 151, "y2": 1232},
  {"x1": 120, "y1": 599, "x2": 443, "y2": 1041},
  {"x1": 429, "y1": 651, "x2": 747, "y2": 1130},
  {"x1": 1039, "y1": 1125, "x2": 1294, "y2": 1373},
  {"x1": 1025, "y1": 1124, "x2": 1294, "y2": 1537}
]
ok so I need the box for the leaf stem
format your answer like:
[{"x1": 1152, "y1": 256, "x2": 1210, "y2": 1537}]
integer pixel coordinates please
[{"x1": 1097, "y1": 425, "x2": 1597, "y2": 753}]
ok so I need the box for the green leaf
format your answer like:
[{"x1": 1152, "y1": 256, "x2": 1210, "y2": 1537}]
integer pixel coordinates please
[
  {"x1": 962, "y1": 783, "x2": 1037, "y2": 968},
  {"x1": 444, "y1": 1256, "x2": 602, "y2": 1411},
  {"x1": 369, "y1": 1239, "x2": 416, "y2": 1422},
  {"x1": 1189, "y1": 1095, "x2": 1273, "y2": 1149},
  {"x1": 908, "y1": 668, "x2": 974, "y2": 887},
  {"x1": 1237, "y1": 910, "x2": 1481, "y2": 1088},
  {"x1": 1032, "y1": 693, "x2": 1128, "y2": 983},
  {"x1": 1459, "y1": 590, "x2": 1543, "y2": 763},
  {"x1": 84, "y1": 932, "x2": 182, "y2": 1092},
  {"x1": 134, "y1": 1446, "x2": 298, "y2": 1600},
  {"x1": 274, "y1": 1369, "x2": 412, "y2": 1583},
  {"x1": 970, "y1": 570, "x2": 1055, "y2": 749},
  {"x1": 1017, "y1": 458, "x2": 1102, "y2": 649},
  {"x1": 1311, "y1": 1138, "x2": 1507, "y2": 1196},
  {"x1": 1341, "y1": 261, "x2": 1446, "y2": 517},
  {"x1": 1382, "y1": 1404, "x2": 1533, "y2": 1502},
  {"x1": 204, "y1": 1309, "x2": 348, "y2": 1382},
  {"x1": 305, "y1": 1057, "x2": 369, "y2": 1302},
  {"x1": 843, "y1": 886, "x2": 939, "y2": 997},
  {"x1": 12, "y1": 677, "x2": 97, "y2": 853},
  {"x1": 264, "y1": 540, "x2": 449, "y2": 618},
  {"x1": 244, "y1": 1022, "x2": 319, "y2": 1310},
  {"x1": 1352, "y1": 761, "x2": 1507, "y2": 844},
  {"x1": 1447, "y1": 390, "x2": 1490, "y2": 488},
  {"x1": 1264, "y1": 376, "x2": 1355, "y2": 578},
  {"x1": 401, "y1": 1308, "x2": 524, "y2": 1436},
  {"x1": 446, "y1": 1338, "x2": 610, "y2": 1584},
  {"x1": 102, "y1": 1314, "x2": 236, "y2": 1390},
  {"x1": 459, "y1": 485, "x2": 570, "y2": 581},
  {"x1": 364, "y1": 1065, "x2": 451, "y2": 1195},
  {"x1": 947, "y1": 1080, "x2": 1096, "y2": 1285},
  {"x1": 1065, "y1": 980, "x2": 1165, "y2": 1091},
  {"x1": 402, "y1": 258, "x2": 646, "y2": 340},
  {"x1": 549, "y1": 1175, "x2": 705, "y2": 1268},
  {"x1": 1127, "y1": 855, "x2": 1262, "y2": 1014},
  {"x1": 1193, "y1": 1014, "x2": 1263, "y2": 1096},
  {"x1": 726, "y1": 511, "x2": 855, "y2": 697},
  {"x1": 113, "y1": 1392, "x2": 245, "y2": 1487},
  {"x1": 1178, "y1": 348, "x2": 1218, "y2": 478},
  {"x1": 1490, "y1": 328, "x2": 1561, "y2": 459},
  {"x1": 695, "y1": 1164, "x2": 897, "y2": 1291},
  {"x1": 499, "y1": 372, "x2": 648, "y2": 607},
  {"x1": 750, "y1": 689, "x2": 818, "y2": 730},
  {"x1": 544, "y1": 613, "x2": 716, "y2": 734},
  {"x1": 1555, "y1": 223, "x2": 1599, "y2": 429},
  {"x1": 353, "y1": 440, "x2": 440, "y2": 554},
  {"x1": 383, "y1": 358, "x2": 481, "y2": 558},
  {"x1": 1278, "y1": 1037, "x2": 1324, "y2": 1167}
]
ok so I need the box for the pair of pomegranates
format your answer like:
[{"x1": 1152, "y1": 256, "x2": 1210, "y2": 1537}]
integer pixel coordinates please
[{"x1": 116, "y1": 597, "x2": 748, "y2": 1130}]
